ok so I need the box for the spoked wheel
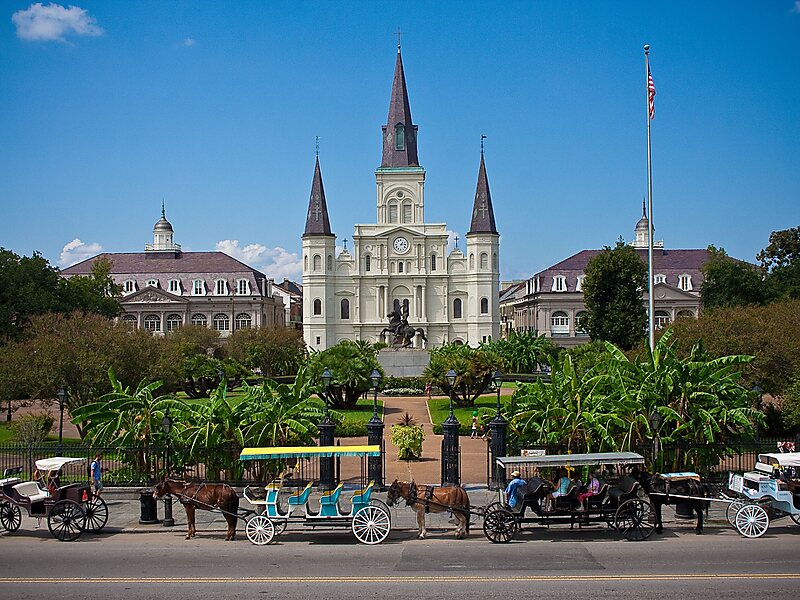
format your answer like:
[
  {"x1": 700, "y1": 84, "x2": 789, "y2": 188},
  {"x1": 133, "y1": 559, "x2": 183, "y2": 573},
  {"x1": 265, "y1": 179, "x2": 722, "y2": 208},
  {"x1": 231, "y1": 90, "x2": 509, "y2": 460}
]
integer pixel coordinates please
[
  {"x1": 370, "y1": 498, "x2": 392, "y2": 525},
  {"x1": 82, "y1": 496, "x2": 108, "y2": 533},
  {"x1": 615, "y1": 498, "x2": 655, "y2": 541},
  {"x1": 734, "y1": 504, "x2": 769, "y2": 538},
  {"x1": 483, "y1": 508, "x2": 518, "y2": 543},
  {"x1": 726, "y1": 499, "x2": 746, "y2": 528},
  {"x1": 351, "y1": 505, "x2": 391, "y2": 545},
  {"x1": 273, "y1": 518, "x2": 288, "y2": 535},
  {"x1": 245, "y1": 515, "x2": 275, "y2": 546},
  {"x1": 0, "y1": 501, "x2": 22, "y2": 532},
  {"x1": 48, "y1": 500, "x2": 85, "y2": 541}
]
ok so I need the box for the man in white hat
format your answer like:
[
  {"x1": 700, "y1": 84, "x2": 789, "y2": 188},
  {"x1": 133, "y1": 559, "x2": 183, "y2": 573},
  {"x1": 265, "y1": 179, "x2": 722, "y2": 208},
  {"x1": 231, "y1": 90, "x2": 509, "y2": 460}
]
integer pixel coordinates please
[{"x1": 504, "y1": 470, "x2": 527, "y2": 512}]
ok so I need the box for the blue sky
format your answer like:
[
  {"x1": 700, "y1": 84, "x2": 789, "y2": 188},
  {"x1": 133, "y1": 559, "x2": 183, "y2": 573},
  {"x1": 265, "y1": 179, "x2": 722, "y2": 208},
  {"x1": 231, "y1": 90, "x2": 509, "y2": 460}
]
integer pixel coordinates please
[{"x1": 2, "y1": 1, "x2": 799, "y2": 282}]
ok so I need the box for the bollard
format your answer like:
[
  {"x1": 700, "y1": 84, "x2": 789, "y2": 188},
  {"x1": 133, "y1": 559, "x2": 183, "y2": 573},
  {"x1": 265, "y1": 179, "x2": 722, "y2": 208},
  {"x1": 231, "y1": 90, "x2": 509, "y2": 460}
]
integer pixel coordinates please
[{"x1": 139, "y1": 490, "x2": 159, "y2": 524}]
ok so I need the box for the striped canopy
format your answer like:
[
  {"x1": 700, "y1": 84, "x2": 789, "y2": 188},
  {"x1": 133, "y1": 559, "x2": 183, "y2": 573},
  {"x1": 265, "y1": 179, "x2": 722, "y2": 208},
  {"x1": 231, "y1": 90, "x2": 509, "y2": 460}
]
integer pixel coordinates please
[
  {"x1": 240, "y1": 445, "x2": 381, "y2": 460},
  {"x1": 497, "y1": 451, "x2": 645, "y2": 469}
]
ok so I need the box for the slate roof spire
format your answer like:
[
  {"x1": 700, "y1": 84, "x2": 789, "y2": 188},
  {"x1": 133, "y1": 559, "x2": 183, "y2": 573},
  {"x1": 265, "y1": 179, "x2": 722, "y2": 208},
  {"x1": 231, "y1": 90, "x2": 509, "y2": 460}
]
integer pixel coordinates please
[
  {"x1": 302, "y1": 156, "x2": 333, "y2": 237},
  {"x1": 468, "y1": 153, "x2": 498, "y2": 235},
  {"x1": 381, "y1": 48, "x2": 419, "y2": 167}
]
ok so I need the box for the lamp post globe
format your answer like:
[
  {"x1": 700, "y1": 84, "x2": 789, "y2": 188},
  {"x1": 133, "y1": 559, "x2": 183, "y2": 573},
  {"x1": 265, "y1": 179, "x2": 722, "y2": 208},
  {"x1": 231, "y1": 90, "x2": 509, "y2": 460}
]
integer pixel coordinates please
[{"x1": 445, "y1": 369, "x2": 457, "y2": 416}]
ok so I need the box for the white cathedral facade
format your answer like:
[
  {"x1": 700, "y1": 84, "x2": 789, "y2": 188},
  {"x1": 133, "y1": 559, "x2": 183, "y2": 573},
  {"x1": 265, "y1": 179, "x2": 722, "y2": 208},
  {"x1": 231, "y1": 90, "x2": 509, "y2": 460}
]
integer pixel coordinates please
[{"x1": 302, "y1": 48, "x2": 500, "y2": 350}]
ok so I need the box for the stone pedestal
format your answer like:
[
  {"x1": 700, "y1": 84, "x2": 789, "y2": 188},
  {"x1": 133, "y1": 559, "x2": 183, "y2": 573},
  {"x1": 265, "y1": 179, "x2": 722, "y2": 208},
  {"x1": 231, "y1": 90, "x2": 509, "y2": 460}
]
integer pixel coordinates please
[{"x1": 377, "y1": 349, "x2": 430, "y2": 377}]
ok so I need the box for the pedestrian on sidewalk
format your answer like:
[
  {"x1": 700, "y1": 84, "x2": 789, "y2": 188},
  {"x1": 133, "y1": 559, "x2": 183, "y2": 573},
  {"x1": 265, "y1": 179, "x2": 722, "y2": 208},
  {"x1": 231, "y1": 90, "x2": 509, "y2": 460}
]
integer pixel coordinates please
[
  {"x1": 91, "y1": 453, "x2": 103, "y2": 497},
  {"x1": 424, "y1": 382, "x2": 432, "y2": 399},
  {"x1": 471, "y1": 412, "x2": 478, "y2": 439}
]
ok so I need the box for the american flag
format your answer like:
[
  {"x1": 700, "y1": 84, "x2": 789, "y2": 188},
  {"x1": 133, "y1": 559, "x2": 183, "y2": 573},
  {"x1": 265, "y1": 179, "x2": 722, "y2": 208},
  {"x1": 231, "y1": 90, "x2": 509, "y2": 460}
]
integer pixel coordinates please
[{"x1": 648, "y1": 67, "x2": 656, "y2": 120}]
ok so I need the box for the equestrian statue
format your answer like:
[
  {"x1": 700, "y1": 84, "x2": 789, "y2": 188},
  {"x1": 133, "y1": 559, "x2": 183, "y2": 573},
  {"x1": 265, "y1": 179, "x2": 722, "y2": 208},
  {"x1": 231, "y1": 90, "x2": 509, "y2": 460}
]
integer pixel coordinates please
[{"x1": 379, "y1": 306, "x2": 426, "y2": 348}]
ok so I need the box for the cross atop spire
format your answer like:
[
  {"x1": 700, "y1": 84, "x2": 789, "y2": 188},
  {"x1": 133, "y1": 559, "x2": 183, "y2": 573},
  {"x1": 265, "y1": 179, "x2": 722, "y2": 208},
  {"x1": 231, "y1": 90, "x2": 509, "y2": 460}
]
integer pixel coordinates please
[
  {"x1": 161, "y1": 199, "x2": 165, "y2": 219},
  {"x1": 395, "y1": 27, "x2": 402, "y2": 51},
  {"x1": 468, "y1": 153, "x2": 498, "y2": 235},
  {"x1": 642, "y1": 196, "x2": 647, "y2": 218},
  {"x1": 380, "y1": 47, "x2": 419, "y2": 168},
  {"x1": 302, "y1": 156, "x2": 333, "y2": 237},
  {"x1": 315, "y1": 135, "x2": 320, "y2": 158},
  {"x1": 480, "y1": 134, "x2": 486, "y2": 156}
]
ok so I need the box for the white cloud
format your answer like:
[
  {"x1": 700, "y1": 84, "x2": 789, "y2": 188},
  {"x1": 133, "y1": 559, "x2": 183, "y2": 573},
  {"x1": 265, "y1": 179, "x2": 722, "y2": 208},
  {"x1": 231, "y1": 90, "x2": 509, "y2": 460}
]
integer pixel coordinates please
[
  {"x1": 12, "y1": 2, "x2": 103, "y2": 43},
  {"x1": 216, "y1": 240, "x2": 303, "y2": 281},
  {"x1": 446, "y1": 229, "x2": 460, "y2": 253},
  {"x1": 59, "y1": 238, "x2": 103, "y2": 267},
  {"x1": 792, "y1": 1, "x2": 800, "y2": 14},
  {"x1": 182, "y1": 37, "x2": 196, "y2": 47}
]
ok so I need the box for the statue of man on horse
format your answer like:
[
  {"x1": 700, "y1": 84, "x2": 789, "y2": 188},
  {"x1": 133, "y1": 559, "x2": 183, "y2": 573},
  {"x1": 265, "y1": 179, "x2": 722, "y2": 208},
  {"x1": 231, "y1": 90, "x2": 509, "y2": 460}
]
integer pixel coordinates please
[{"x1": 380, "y1": 305, "x2": 426, "y2": 348}]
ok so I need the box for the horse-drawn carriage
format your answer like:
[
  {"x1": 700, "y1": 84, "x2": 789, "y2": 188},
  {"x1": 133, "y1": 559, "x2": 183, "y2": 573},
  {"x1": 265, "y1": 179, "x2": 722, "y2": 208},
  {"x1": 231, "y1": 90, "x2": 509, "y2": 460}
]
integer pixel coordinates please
[
  {"x1": 239, "y1": 445, "x2": 392, "y2": 545},
  {"x1": 0, "y1": 457, "x2": 108, "y2": 541},
  {"x1": 725, "y1": 451, "x2": 800, "y2": 538},
  {"x1": 492, "y1": 452, "x2": 658, "y2": 541}
]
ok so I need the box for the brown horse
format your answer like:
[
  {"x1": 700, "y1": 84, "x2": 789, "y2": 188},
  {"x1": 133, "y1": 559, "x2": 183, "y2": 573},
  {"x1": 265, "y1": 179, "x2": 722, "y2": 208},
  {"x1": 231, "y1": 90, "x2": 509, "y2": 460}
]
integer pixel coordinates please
[
  {"x1": 153, "y1": 478, "x2": 239, "y2": 541},
  {"x1": 386, "y1": 480, "x2": 470, "y2": 539}
]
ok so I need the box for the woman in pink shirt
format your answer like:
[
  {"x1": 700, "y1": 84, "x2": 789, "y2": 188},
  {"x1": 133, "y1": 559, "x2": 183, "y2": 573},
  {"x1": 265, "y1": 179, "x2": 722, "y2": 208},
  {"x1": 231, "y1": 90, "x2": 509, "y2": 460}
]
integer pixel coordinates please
[{"x1": 577, "y1": 471, "x2": 602, "y2": 511}]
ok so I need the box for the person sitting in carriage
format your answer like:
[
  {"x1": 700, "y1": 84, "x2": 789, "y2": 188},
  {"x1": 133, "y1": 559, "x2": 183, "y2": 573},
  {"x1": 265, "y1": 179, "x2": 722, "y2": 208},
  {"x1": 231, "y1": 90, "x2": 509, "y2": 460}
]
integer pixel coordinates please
[
  {"x1": 504, "y1": 470, "x2": 527, "y2": 513},
  {"x1": 543, "y1": 468, "x2": 573, "y2": 512},
  {"x1": 576, "y1": 470, "x2": 602, "y2": 511}
]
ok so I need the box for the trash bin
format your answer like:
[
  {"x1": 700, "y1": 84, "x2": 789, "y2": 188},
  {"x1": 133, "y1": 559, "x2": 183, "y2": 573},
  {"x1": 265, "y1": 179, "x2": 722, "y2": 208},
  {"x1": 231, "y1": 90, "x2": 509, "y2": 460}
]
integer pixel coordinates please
[{"x1": 139, "y1": 489, "x2": 160, "y2": 524}]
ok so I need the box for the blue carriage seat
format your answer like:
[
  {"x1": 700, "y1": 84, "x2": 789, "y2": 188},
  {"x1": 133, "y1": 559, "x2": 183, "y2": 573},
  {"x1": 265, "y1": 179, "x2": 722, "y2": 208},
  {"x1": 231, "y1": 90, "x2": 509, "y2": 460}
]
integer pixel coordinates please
[
  {"x1": 287, "y1": 482, "x2": 313, "y2": 507},
  {"x1": 263, "y1": 479, "x2": 285, "y2": 518},
  {"x1": 349, "y1": 481, "x2": 375, "y2": 515},
  {"x1": 319, "y1": 482, "x2": 345, "y2": 517}
]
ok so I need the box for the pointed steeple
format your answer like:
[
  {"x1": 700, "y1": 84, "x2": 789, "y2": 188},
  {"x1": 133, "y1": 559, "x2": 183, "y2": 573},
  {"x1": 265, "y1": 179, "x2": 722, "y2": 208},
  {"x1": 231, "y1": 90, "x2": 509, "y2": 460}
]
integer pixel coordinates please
[
  {"x1": 381, "y1": 48, "x2": 419, "y2": 167},
  {"x1": 302, "y1": 156, "x2": 333, "y2": 237},
  {"x1": 468, "y1": 154, "x2": 498, "y2": 235}
]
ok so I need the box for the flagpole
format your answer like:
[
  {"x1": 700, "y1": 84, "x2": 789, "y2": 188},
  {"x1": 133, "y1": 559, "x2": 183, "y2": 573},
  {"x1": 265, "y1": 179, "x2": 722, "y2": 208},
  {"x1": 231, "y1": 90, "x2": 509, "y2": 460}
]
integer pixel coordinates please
[{"x1": 645, "y1": 44, "x2": 655, "y2": 353}]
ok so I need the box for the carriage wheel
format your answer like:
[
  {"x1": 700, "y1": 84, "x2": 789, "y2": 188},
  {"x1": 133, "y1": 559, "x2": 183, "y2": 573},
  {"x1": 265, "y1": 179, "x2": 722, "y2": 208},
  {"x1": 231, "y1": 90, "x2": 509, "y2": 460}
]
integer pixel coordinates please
[
  {"x1": 47, "y1": 500, "x2": 85, "y2": 541},
  {"x1": 483, "y1": 502, "x2": 505, "y2": 515},
  {"x1": 370, "y1": 499, "x2": 392, "y2": 525},
  {"x1": 0, "y1": 501, "x2": 22, "y2": 532},
  {"x1": 351, "y1": 505, "x2": 391, "y2": 545},
  {"x1": 245, "y1": 515, "x2": 275, "y2": 546},
  {"x1": 734, "y1": 504, "x2": 769, "y2": 538},
  {"x1": 482, "y1": 508, "x2": 518, "y2": 543},
  {"x1": 726, "y1": 499, "x2": 746, "y2": 528},
  {"x1": 273, "y1": 519, "x2": 288, "y2": 535},
  {"x1": 615, "y1": 498, "x2": 655, "y2": 541},
  {"x1": 82, "y1": 496, "x2": 108, "y2": 533}
]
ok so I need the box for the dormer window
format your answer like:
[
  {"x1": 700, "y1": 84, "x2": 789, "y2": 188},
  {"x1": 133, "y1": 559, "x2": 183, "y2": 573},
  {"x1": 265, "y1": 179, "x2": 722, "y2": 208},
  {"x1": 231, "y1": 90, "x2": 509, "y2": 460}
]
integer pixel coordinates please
[
  {"x1": 654, "y1": 273, "x2": 667, "y2": 285},
  {"x1": 395, "y1": 124, "x2": 405, "y2": 150},
  {"x1": 215, "y1": 279, "x2": 228, "y2": 296},
  {"x1": 168, "y1": 279, "x2": 181, "y2": 294},
  {"x1": 236, "y1": 279, "x2": 249, "y2": 295},
  {"x1": 124, "y1": 280, "x2": 137, "y2": 294},
  {"x1": 576, "y1": 275, "x2": 585, "y2": 292},
  {"x1": 192, "y1": 279, "x2": 205, "y2": 296},
  {"x1": 552, "y1": 275, "x2": 567, "y2": 292},
  {"x1": 145, "y1": 279, "x2": 158, "y2": 288},
  {"x1": 678, "y1": 274, "x2": 693, "y2": 291}
]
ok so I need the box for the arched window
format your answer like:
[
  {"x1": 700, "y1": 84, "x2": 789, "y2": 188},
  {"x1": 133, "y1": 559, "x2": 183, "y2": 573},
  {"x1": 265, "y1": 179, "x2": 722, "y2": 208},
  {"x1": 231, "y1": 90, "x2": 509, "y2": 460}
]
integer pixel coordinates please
[
  {"x1": 124, "y1": 280, "x2": 136, "y2": 294},
  {"x1": 166, "y1": 314, "x2": 182, "y2": 332},
  {"x1": 480, "y1": 252, "x2": 488, "y2": 269},
  {"x1": 327, "y1": 255, "x2": 333, "y2": 271},
  {"x1": 654, "y1": 273, "x2": 667, "y2": 285},
  {"x1": 551, "y1": 311, "x2": 569, "y2": 335},
  {"x1": 122, "y1": 314, "x2": 137, "y2": 329},
  {"x1": 398, "y1": 261, "x2": 404, "y2": 273},
  {"x1": 552, "y1": 275, "x2": 567, "y2": 292},
  {"x1": 676, "y1": 309, "x2": 694, "y2": 319},
  {"x1": 340, "y1": 299, "x2": 350, "y2": 320},
  {"x1": 191, "y1": 313, "x2": 208, "y2": 327},
  {"x1": 654, "y1": 310, "x2": 671, "y2": 329},
  {"x1": 168, "y1": 279, "x2": 181, "y2": 294},
  {"x1": 235, "y1": 313, "x2": 252, "y2": 330},
  {"x1": 313, "y1": 254, "x2": 321, "y2": 271},
  {"x1": 388, "y1": 203, "x2": 398, "y2": 223},
  {"x1": 214, "y1": 279, "x2": 227, "y2": 295},
  {"x1": 480, "y1": 297, "x2": 489, "y2": 314},
  {"x1": 192, "y1": 279, "x2": 205, "y2": 295},
  {"x1": 678, "y1": 274, "x2": 693, "y2": 291},
  {"x1": 430, "y1": 254, "x2": 436, "y2": 271},
  {"x1": 492, "y1": 253, "x2": 498, "y2": 269},
  {"x1": 453, "y1": 298, "x2": 462, "y2": 319},
  {"x1": 236, "y1": 279, "x2": 249, "y2": 295},
  {"x1": 143, "y1": 314, "x2": 161, "y2": 332},
  {"x1": 213, "y1": 313, "x2": 230, "y2": 331},
  {"x1": 576, "y1": 275, "x2": 585, "y2": 292},
  {"x1": 402, "y1": 203, "x2": 412, "y2": 223},
  {"x1": 313, "y1": 299, "x2": 322, "y2": 315},
  {"x1": 146, "y1": 279, "x2": 158, "y2": 288},
  {"x1": 469, "y1": 253, "x2": 475, "y2": 269},
  {"x1": 403, "y1": 299, "x2": 410, "y2": 315},
  {"x1": 395, "y1": 123, "x2": 405, "y2": 150},
  {"x1": 304, "y1": 255, "x2": 308, "y2": 271},
  {"x1": 365, "y1": 255, "x2": 371, "y2": 272},
  {"x1": 393, "y1": 299, "x2": 401, "y2": 313}
]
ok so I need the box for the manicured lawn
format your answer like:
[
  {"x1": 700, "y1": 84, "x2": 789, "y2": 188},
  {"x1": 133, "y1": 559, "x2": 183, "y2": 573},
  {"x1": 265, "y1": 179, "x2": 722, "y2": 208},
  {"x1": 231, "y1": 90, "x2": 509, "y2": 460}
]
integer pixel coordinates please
[
  {"x1": 0, "y1": 423, "x2": 14, "y2": 443},
  {"x1": 428, "y1": 396, "x2": 510, "y2": 435},
  {"x1": 0, "y1": 422, "x2": 81, "y2": 444}
]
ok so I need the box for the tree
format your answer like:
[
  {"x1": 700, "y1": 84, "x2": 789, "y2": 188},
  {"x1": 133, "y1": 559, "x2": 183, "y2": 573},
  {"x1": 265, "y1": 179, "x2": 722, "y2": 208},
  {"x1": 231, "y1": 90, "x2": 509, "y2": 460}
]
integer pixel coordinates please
[
  {"x1": 226, "y1": 326, "x2": 306, "y2": 377},
  {"x1": 306, "y1": 341, "x2": 384, "y2": 409},
  {"x1": 61, "y1": 257, "x2": 121, "y2": 318},
  {"x1": 423, "y1": 343, "x2": 503, "y2": 407},
  {"x1": 700, "y1": 246, "x2": 772, "y2": 309},
  {"x1": 582, "y1": 240, "x2": 648, "y2": 350},
  {"x1": 758, "y1": 226, "x2": 800, "y2": 300},
  {"x1": 485, "y1": 331, "x2": 557, "y2": 373}
]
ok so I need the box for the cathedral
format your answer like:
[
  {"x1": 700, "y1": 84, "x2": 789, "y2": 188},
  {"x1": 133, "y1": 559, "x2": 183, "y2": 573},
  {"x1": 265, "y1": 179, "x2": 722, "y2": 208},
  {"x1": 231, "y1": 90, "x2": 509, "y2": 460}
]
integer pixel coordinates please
[{"x1": 302, "y1": 48, "x2": 501, "y2": 349}]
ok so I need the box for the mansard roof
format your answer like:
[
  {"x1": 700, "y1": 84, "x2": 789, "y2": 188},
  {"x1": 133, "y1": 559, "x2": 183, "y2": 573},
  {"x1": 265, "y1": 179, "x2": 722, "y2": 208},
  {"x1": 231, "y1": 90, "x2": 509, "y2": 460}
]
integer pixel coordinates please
[{"x1": 62, "y1": 252, "x2": 267, "y2": 277}]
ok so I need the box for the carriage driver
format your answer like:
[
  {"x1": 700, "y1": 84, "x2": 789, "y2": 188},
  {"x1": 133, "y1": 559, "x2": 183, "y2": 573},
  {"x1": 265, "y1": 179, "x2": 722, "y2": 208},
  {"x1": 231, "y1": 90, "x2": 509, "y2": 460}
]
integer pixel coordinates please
[{"x1": 504, "y1": 470, "x2": 527, "y2": 512}]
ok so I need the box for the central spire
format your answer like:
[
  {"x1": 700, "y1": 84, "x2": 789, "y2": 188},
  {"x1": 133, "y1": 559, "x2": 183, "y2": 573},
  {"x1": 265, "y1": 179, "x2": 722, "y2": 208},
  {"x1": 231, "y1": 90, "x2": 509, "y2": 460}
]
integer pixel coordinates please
[{"x1": 381, "y1": 48, "x2": 419, "y2": 168}]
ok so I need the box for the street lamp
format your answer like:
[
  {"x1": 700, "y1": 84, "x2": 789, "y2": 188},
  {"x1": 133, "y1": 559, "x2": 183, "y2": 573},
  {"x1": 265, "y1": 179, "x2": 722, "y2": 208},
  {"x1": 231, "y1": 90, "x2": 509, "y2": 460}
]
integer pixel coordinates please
[
  {"x1": 445, "y1": 369, "x2": 457, "y2": 418},
  {"x1": 751, "y1": 385, "x2": 764, "y2": 409},
  {"x1": 161, "y1": 408, "x2": 174, "y2": 527},
  {"x1": 492, "y1": 370, "x2": 503, "y2": 416},
  {"x1": 321, "y1": 368, "x2": 332, "y2": 416},
  {"x1": 56, "y1": 387, "x2": 66, "y2": 454},
  {"x1": 318, "y1": 368, "x2": 335, "y2": 489},
  {"x1": 370, "y1": 369, "x2": 382, "y2": 419},
  {"x1": 649, "y1": 410, "x2": 662, "y2": 467}
]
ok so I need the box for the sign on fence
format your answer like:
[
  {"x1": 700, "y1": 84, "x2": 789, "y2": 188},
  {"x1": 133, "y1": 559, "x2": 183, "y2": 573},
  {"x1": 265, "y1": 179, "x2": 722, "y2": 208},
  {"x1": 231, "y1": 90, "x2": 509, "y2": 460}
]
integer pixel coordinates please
[{"x1": 520, "y1": 449, "x2": 546, "y2": 457}]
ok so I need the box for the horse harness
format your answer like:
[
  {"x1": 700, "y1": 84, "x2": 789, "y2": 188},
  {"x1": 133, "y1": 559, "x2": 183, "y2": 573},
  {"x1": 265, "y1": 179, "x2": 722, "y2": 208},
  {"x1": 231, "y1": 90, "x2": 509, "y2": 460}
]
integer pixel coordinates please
[{"x1": 408, "y1": 482, "x2": 437, "y2": 513}]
